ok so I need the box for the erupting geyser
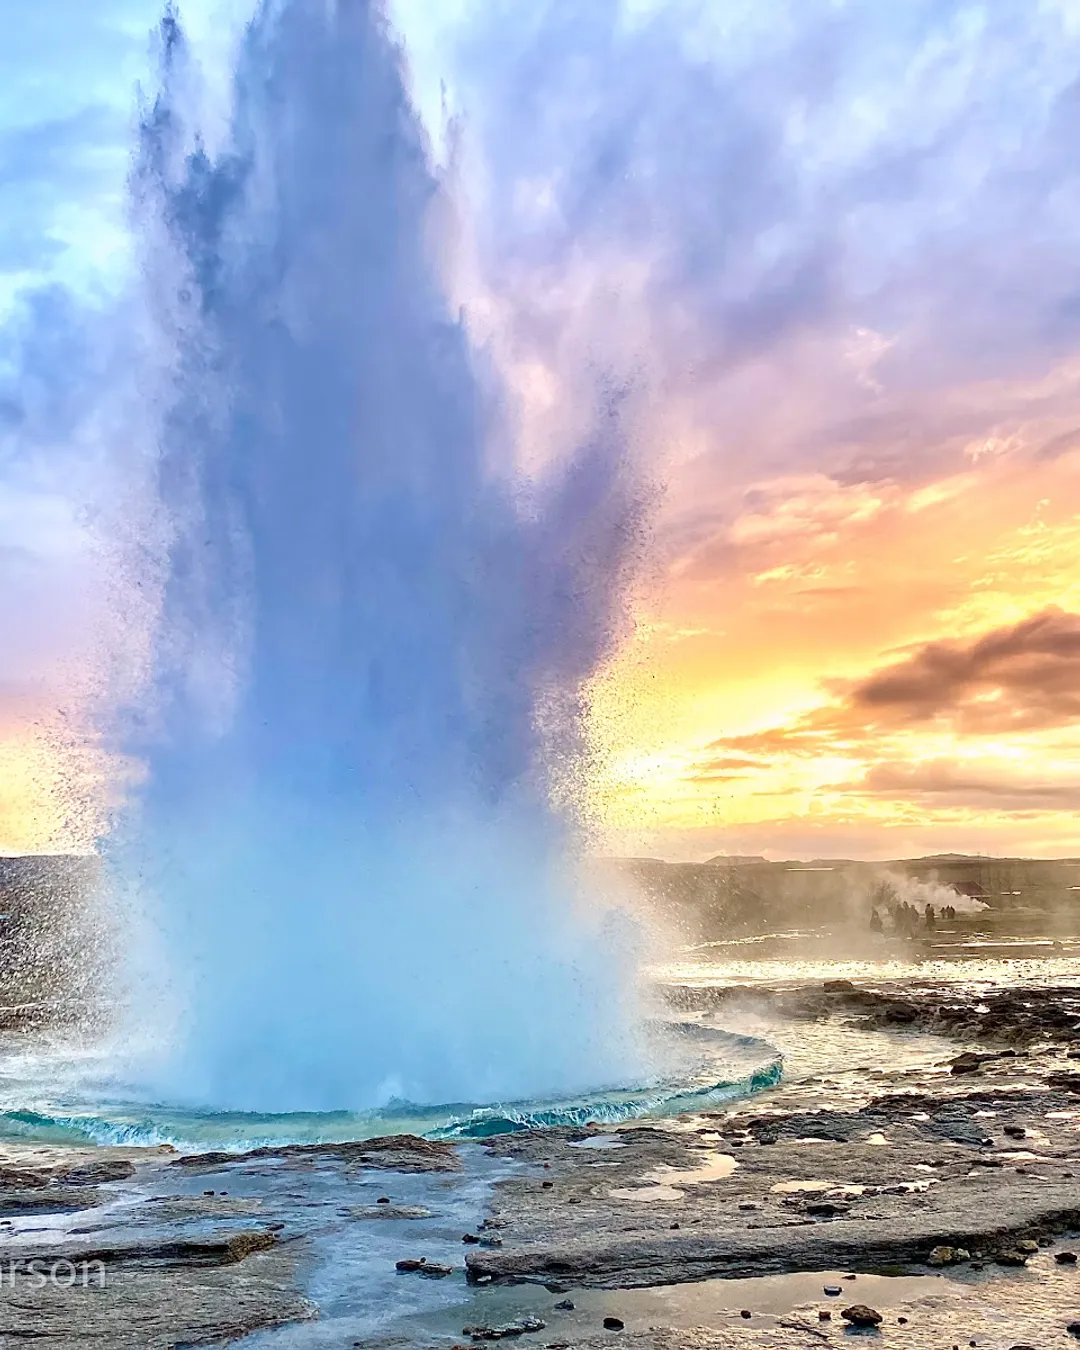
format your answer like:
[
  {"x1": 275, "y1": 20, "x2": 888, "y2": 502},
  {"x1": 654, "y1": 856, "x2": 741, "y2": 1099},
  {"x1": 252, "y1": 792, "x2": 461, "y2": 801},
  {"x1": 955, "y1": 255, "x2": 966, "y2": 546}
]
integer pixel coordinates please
[{"x1": 106, "y1": 0, "x2": 645, "y2": 1116}]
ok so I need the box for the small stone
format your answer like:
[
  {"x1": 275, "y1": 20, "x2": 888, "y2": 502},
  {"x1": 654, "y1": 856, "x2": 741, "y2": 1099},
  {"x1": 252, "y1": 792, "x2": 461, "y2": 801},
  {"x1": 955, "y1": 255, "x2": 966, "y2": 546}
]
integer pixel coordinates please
[
  {"x1": 1003, "y1": 1125, "x2": 1026, "y2": 1139},
  {"x1": 758, "y1": 1132, "x2": 779, "y2": 1145},
  {"x1": 996, "y1": 1251, "x2": 1029, "y2": 1267},
  {"x1": 740, "y1": 1310, "x2": 751, "y2": 1319},
  {"x1": 542, "y1": 1181, "x2": 554, "y2": 1190},
  {"x1": 603, "y1": 1316, "x2": 624, "y2": 1331},
  {"x1": 463, "y1": 1233, "x2": 480, "y2": 1244},
  {"x1": 1056, "y1": 1251, "x2": 1079, "y2": 1264},
  {"x1": 418, "y1": 1262, "x2": 454, "y2": 1279},
  {"x1": 927, "y1": 1245, "x2": 956, "y2": 1266},
  {"x1": 553, "y1": 1300, "x2": 575, "y2": 1311},
  {"x1": 824, "y1": 1284, "x2": 843, "y2": 1296},
  {"x1": 479, "y1": 1236, "x2": 503, "y2": 1248},
  {"x1": 395, "y1": 1258, "x2": 426, "y2": 1272},
  {"x1": 1016, "y1": 1240, "x2": 1040, "y2": 1254},
  {"x1": 738, "y1": 1201, "x2": 760, "y2": 1211},
  {"x1": 841, "y1": 1305, "x2": 883, "y2": 1328},
  {"x1": 898, "y1": 1317, "x2": 908, "y2": 1325},
  {"x1": 669, "y1": 1222, "x2": 680, "y2": 1229},
  {"x1": 376, "y1": 1196, "x2": 390, "y2": 1204},
  {"x1": 1068, "y1": 1325, "x2": 1080, "y2": 1338},
  {"x1": 819, "y1": 1311, "x2": 832, "y2": 1321}
]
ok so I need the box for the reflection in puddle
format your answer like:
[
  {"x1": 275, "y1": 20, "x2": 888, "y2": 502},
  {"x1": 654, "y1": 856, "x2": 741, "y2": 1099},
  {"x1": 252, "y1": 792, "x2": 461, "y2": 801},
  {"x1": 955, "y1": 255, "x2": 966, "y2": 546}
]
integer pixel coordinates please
[
  {"x1": 569, "y1": 1135, "x2": 626, "y2": 1150},
  {"x1": 609, "y1": 1151, "x2": 738, "y2": 1201},
  {"x1": 391, "y1": 1267, "x2": 970, "y2": 1348}
]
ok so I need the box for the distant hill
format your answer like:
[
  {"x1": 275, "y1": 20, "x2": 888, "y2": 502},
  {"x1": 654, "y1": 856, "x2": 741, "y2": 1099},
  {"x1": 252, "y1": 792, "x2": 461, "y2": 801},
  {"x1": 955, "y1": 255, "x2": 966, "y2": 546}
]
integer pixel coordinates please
[
  {"x1": 605, "y1": 852, "x2": 1080, "y2": 942},
  {"x1": 705, "y1": 855, "x2": 769, "y2": 866}
]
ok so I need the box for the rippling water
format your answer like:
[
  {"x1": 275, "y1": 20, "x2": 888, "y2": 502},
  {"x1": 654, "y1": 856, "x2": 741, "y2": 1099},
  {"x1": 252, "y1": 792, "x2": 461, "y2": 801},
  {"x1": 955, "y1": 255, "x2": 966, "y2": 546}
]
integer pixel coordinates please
[{"x1": 659, "y1": 950, "x2": 1080, "y2": 991}]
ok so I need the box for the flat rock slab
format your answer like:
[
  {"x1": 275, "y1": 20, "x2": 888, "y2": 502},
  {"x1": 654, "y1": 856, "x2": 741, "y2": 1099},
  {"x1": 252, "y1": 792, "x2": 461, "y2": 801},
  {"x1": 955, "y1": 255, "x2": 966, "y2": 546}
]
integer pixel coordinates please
[
  {"x1": 466, "y1": 1095, "x2": 1080, "y2": 1289},
  {"x1": 0, "y1": 1243, "x2": 313, "y2": 1350},
  {"x1": 1, "y1": 1228, "x2": 280, "y2": 1271},
  {"x1": 170, "y1": 1131, "x2": 460, "y2": 1173}
]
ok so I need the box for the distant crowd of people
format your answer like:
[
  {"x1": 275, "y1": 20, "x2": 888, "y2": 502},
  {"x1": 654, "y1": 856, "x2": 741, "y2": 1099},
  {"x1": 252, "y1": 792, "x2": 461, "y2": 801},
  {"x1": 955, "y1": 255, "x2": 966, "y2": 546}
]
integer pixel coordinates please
[{"x1": 869, "y1": 899, "x2": 959, "y2": 935}]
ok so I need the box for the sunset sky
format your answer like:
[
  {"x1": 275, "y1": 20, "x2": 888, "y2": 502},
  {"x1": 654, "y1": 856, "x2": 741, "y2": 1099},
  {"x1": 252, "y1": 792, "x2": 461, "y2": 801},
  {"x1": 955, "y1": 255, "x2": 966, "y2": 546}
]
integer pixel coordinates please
[{"x1": 3, "y1": 0, "x2": 1080, "y2": 860}]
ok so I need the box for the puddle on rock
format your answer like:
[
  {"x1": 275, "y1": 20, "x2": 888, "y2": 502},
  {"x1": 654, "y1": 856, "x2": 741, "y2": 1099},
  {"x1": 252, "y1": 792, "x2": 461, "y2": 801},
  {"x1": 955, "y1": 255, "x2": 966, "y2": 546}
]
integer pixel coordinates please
[
  {"x1": 364, "y1": 1267, "x2": 972, "y2": 1348},
  {"x1": 608, "y1": 1151, "x2": 738, "y2": 1201}
]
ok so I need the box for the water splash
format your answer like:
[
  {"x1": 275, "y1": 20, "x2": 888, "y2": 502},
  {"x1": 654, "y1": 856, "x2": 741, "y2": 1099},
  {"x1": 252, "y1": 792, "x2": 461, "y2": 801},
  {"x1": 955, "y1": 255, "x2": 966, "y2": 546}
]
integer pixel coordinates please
[
  {"x1": 105, "y1": 0, "x2": 646, "y2": 1116},
  {"x1": 0, "y1": 1025, "x2": 783, "y2": 1151}
]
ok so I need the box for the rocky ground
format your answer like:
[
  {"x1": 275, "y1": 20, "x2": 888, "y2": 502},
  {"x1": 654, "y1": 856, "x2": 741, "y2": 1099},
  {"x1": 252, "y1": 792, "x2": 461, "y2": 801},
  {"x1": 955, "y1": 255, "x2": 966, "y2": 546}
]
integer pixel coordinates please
[{"x1": 4, "y1": 980, "x2": 1080, "y2": 1348}]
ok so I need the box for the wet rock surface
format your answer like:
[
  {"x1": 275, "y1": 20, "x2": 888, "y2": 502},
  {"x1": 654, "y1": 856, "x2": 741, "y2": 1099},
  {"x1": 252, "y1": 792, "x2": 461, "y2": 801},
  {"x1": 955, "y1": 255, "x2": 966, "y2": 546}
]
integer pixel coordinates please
[
  {"x1": 0, "y1": 1130, "x2": 460, "y2": 1347},
  {"x1": 169, "y1": 1131, "x2": 460, "y2": 1173},
  {"x1": 665, "y1": 979, "x2": 1080, "y2": 1048},
  {"x1": 7, "y1": 981, "x2": 1080, "y2": 1347}
]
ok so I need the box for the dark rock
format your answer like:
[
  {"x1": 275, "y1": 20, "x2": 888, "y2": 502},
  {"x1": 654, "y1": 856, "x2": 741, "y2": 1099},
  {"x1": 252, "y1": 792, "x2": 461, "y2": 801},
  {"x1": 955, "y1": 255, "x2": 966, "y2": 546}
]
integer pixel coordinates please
[
  {"x1": 462, "y1": 1317, "x2": 546, "y2": 1339},
  {"x1": 740, "y1": 1309, "x2": 752, "y2": 1318},
  {"x1": 824, "y1": 1284, "x2": 843, "y2": 1296},
  {"x1": 376, "y1": 1196, "x2": 390, "y2": 1204},
  {"x1": 351, "y1": 1204, "x2": 431, "y2": 1220},
  {"x1": 1068, "y1": 1323, "x2": 1080, "y2": 1337},
  {"x1": 603, "y1": 1316, "x2": 625, "y2": 1331},
  {"x1": 396, "y1": 1258, "x2": 426, "y2": 1272},
  {"x1": 419, "y1": 1262, "x2": 454, "y2": 1278},
  {"x1": 842, "y1": 1305, "x2": 883, "y2": 1328},
  {"x1": 553, "y1": 1300, "x2": 575, "y2": 1311},
  {"x1": 463, "y1": 1233, "x2": 481, "y2": 1244},
  {"x1": 823, "y1": 980, "x2": 857, "y2": 993},
  {"x1": 172, "y1": 1133, "x2": 460, "y2": 1173},
  {"x1": 1056, "y1": 1251, "x2": 1079, "y2": 1264},
  {"x1": 1003, "y1": 1125, "x2": 1026, "y2": 1139},
  {"x1": 61, "y1": 1159, "x2": 137, "y2": 1186}
]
